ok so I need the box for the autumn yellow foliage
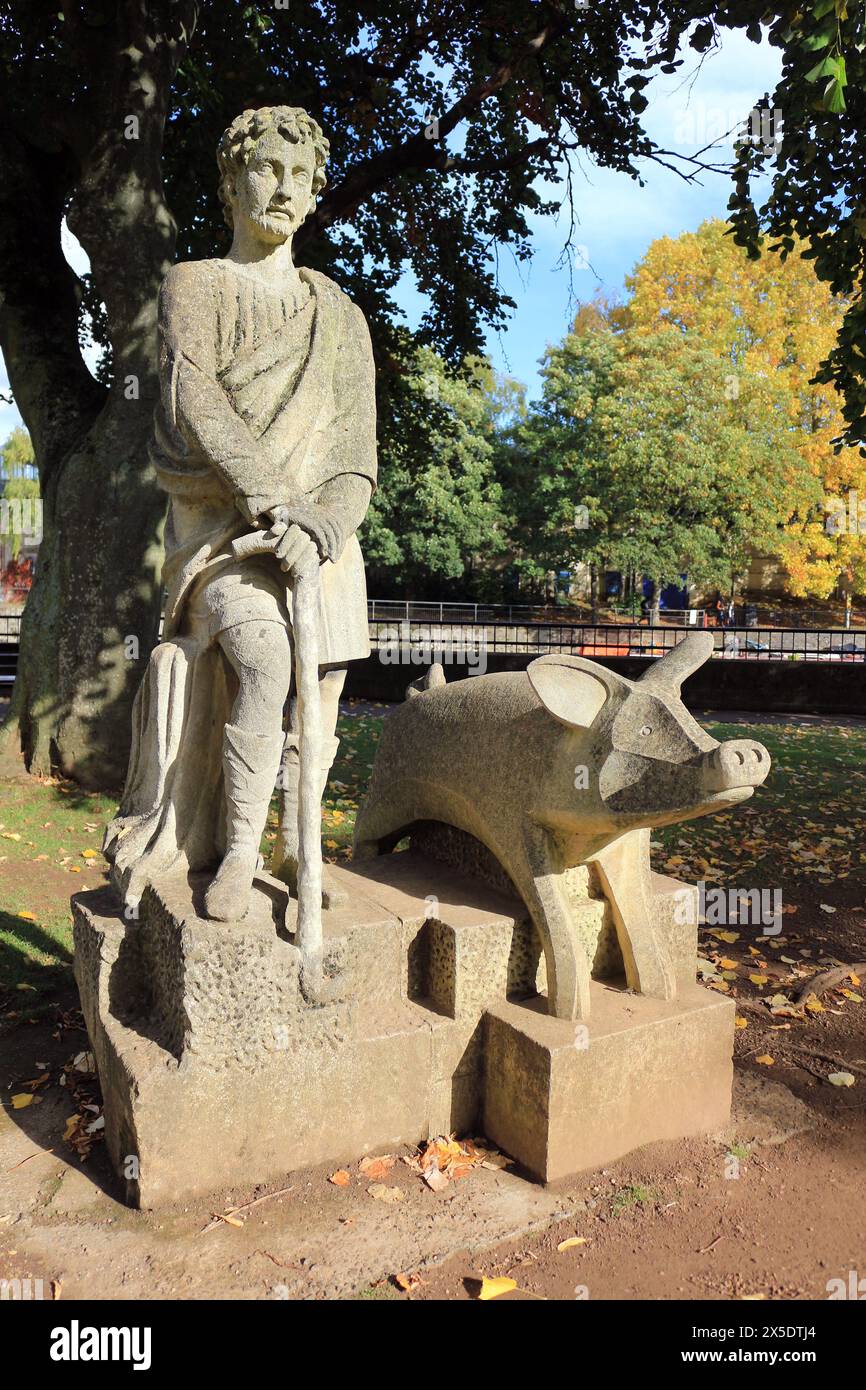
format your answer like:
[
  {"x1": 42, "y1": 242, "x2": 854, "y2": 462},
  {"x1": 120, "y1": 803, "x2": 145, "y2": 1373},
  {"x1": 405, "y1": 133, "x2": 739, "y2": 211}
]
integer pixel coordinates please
[{"x1": 622, "y1": 220, "x2": 866, "y2": 599}]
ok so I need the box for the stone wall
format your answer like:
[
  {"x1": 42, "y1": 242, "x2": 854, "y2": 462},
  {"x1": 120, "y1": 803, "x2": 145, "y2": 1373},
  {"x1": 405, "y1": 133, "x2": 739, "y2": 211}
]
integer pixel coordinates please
[{"x1": 346, "y1": 651, "x2": 866, "y2": 717}]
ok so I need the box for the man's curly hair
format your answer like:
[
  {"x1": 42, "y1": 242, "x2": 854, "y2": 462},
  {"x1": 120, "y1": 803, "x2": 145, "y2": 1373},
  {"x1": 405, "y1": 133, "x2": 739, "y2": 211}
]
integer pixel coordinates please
[{"x1": 216, "y1": 106, "x2": 330, "y2": 230}]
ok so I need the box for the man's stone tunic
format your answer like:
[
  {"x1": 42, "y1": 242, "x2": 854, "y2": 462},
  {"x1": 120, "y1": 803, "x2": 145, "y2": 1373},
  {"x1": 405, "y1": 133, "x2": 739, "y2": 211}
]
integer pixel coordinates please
[{"x1": 152, "y1": 259, "x2": 377, "y2": 660}]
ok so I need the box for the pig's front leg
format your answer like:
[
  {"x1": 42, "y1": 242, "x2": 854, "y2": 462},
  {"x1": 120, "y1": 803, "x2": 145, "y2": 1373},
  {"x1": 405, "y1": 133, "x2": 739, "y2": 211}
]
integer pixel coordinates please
[
  {"x1": 519, "y1": 822, "x2": 592, "y2": 1022},
  {"x1": 591, "y1": 828, "x2": 676, "y2": 1001}
]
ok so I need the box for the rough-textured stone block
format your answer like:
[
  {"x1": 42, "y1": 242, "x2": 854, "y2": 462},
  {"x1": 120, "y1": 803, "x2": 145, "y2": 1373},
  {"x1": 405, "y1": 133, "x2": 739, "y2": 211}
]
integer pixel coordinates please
[{"x1": 74, "y1": 883, "x2": 432, "y2": 1206}]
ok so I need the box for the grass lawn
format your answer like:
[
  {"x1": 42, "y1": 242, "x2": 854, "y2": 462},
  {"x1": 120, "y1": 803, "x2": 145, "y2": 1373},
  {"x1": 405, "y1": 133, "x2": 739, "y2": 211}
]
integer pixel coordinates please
[{"x1": 1, "y1": 706, "x2": 864, "y2": 1029}]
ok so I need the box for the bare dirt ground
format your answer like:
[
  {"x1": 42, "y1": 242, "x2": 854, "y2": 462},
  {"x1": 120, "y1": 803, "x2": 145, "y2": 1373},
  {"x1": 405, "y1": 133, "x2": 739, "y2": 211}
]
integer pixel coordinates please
[{"x1": 416, "y1": 1079, "x2": 865, "y2": 1302}]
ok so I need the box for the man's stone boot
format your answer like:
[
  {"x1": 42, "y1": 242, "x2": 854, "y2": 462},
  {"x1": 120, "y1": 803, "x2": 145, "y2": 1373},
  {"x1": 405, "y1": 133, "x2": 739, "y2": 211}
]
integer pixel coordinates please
[{"x1": 205, "y1": 723, "x2": 284, "y2": 921}]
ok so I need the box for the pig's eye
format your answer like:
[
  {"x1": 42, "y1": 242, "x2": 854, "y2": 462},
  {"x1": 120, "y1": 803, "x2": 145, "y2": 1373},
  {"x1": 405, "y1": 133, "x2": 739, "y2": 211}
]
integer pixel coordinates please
[{"x1": 640, "y1": 725, "x2": 653, "y2": 737}]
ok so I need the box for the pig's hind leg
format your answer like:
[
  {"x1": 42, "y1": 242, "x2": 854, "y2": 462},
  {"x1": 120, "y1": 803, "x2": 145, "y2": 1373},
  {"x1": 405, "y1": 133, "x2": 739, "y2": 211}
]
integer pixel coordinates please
[
  {"x1": 591, "y1": 829, "x2": 676, "y2": 1001},
  {"x1": 515, "y1": 824, "x2": 593, "y2": 1022}
]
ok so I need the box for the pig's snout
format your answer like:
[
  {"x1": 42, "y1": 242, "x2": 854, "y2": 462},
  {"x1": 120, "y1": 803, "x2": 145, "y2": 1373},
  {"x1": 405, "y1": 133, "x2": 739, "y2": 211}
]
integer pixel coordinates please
[{"x1": 704, "y1": 739, "x2": 770, "y2": 792}]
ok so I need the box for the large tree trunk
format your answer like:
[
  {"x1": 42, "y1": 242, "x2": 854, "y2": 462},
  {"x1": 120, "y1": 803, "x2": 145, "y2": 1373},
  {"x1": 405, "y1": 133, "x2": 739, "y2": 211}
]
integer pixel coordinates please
[
  {"x1": 0, "y1": 1, "x2": 197, "y2": 786},
  {"x1": 7, "y1": 409, "x2": 164, "y2": 786}
]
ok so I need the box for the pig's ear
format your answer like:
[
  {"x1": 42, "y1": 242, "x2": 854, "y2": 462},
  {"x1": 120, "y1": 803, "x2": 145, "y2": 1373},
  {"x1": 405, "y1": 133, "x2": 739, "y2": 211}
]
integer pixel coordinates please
[
  {"x1": 638, "y1": 632, "x2": 714, "y2": 695},
  {"x1": 528, "y1": 655, "x2": 630, "y2": 730}
]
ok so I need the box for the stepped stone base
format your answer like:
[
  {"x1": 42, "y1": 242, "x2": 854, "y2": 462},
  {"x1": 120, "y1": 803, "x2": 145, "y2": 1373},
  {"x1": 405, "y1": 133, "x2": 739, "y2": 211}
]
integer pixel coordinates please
[{"x1": 72, "y1": 851, "x2": 732, "y2": 1207}]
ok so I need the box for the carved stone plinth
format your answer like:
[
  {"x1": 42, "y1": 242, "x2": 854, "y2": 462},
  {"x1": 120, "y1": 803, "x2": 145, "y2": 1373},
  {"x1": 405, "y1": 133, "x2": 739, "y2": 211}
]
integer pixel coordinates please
[
  {"x1": 484, "y1": 986, "x2": 734, "y2": 1183},
  {"x1": 73, "y1": 852, "x2": 732, "y2": 1207}
]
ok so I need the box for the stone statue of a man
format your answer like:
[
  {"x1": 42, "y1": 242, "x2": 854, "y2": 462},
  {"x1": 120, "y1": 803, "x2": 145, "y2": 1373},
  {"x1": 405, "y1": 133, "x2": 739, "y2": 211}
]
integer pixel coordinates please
[{"x1": 105, "y1": 107, "x2": 376, "y2": 921}]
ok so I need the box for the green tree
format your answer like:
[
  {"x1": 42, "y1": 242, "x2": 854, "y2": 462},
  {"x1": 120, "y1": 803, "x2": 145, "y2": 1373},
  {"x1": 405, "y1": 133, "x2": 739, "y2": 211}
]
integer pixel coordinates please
[
  {"x1": 596, "y1": 331, "x2": 812, "y2": 611},
  {"x1": 500, "y1": 304, "x2": 619, "y2": 611},
  {"x1": 362, "y1": 349, "x2": 513, "y2": 598},
  {"x1": 506, "y1": 316, "x2": 812, "y2": 612},
  {"x1": 623, "y1": 218, "x2": 866, "y2": 601},
  {"x1": 0, "y1": 425, "x2": 36, "y2": 477},
  {"x1": 719, "y1": 0, "x2": 866, "y2": 447}
]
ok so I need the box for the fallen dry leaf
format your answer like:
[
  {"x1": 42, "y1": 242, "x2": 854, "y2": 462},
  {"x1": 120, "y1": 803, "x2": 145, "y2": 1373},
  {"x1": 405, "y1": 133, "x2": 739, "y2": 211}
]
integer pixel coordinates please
[
  {"x1": 767, "y1": 994, "x2": 801, "y2": 1018},
  {"x1": 557, "y1": 1236, "x2": 589, "y2": 1253},
  {"x1": 480, "y1": 1153, "x2": 511, "y2": 1170},
  {"x1": 475, "y1": 1276, "x2": 517, "y2": 1301},
  {"x1": 408, "y1": 1133, "x2": 495, "y2": 1189},
  {"x1": 359, "y1": 1154, "x2": 395, "y2": 1181},
  {"x1": 423, "y1": 1166, "x2": 449, "y2": 1192},
  {"x1": 367, "y1": 1184, "x2": 405, "y2": 1204},
  {"x1": 329, "y1": 1169, "x2": 351, "y2": 1187}
]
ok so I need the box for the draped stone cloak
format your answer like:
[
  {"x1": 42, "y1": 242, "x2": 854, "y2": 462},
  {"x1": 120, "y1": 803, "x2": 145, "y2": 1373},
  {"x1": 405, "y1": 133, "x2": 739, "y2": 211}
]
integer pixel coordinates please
[{"x1": 104, "y1": 260, "x2": 377, "y2": 899}]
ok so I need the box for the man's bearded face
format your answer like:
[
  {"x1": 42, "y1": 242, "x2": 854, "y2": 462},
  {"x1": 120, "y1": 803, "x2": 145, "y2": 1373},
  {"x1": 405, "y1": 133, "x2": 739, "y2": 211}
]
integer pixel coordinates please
[{"x1": 230, "y1": 131, "x2": 317, "y2": 244}]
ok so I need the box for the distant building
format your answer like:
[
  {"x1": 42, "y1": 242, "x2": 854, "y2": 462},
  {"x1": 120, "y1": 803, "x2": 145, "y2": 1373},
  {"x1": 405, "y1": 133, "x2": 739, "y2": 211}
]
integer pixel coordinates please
[{"x1": 0, "y1": 477, "x2": 41, "y2": 610}]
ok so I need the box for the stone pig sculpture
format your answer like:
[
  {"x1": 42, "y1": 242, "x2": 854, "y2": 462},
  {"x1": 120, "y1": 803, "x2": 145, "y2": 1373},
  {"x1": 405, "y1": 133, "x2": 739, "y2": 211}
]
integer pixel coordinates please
[{"x1": 353, "y1": 633, "x2": 770, "y2": 1021}]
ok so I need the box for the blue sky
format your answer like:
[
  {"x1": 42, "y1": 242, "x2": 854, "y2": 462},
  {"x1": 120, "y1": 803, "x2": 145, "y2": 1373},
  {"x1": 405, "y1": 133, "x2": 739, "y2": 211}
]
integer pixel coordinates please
[
  {"x1": 0, "y1": 28, "x2": 781, "y2": 443},
  {"x1": 475, "y1": 27, "x2": 782, "y2": 396}
]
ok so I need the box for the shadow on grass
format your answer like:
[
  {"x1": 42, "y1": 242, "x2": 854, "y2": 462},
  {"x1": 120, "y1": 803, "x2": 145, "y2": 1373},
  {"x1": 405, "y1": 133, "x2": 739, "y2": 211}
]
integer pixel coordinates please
[
  {"x1": 0, "y1": 907, "x2": 74, "y2": 1015},
  {"x1": 27, "y1": 783, "x2": 122, "y2": 811},
  {"x1": 34, "y1": 780, "x2": 121, "y2": 815}
]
